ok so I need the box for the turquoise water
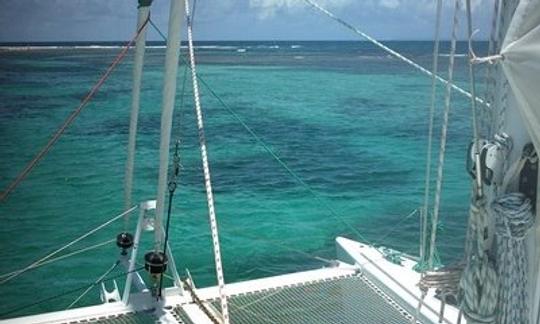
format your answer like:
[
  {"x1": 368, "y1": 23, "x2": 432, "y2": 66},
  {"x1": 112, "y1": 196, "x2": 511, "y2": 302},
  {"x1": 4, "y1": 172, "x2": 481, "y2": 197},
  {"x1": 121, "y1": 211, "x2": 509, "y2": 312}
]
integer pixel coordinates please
[{"x1": 0, "y1": 41, "x2": 486, "y2": 317}]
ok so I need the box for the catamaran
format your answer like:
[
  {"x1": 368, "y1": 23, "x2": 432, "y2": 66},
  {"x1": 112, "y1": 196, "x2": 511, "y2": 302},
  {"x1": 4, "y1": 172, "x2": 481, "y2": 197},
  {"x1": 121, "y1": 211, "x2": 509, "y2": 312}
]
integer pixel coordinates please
[{"x1": 1, "y1": 0, "x2": 539, "y2": 323}]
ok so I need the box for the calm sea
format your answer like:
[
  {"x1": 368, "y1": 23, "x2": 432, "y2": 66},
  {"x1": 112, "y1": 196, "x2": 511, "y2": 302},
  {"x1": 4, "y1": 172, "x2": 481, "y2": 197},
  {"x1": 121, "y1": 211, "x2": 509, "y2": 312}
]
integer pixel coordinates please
[{"x1": 0, "y1": 40, "x2": 488, "y2": 317}]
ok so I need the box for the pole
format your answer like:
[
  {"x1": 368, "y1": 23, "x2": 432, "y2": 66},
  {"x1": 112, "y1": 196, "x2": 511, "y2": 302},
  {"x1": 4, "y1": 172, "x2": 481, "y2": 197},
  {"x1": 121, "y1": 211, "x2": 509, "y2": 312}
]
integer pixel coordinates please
[
  {"x1": 124, "y1": 0, "x2": 152, "y2": 219},
  {"x1": 122, "y1": 203, "x2": 146, "y2": 304},
  {"x1": 155, "y1": 0, "x2": 185, "y2": 249}
]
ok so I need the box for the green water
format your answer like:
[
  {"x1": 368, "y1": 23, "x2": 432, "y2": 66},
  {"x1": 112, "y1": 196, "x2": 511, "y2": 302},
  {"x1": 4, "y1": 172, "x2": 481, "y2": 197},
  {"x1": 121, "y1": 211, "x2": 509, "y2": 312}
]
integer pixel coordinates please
[{"x1": 0, "y1": 41, "x2": 484, "y2": 317}]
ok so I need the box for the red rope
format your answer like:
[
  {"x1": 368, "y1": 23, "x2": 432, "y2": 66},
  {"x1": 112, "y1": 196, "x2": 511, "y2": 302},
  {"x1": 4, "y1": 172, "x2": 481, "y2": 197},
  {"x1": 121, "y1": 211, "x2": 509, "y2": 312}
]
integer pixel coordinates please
[{"x1": 0, "y1": 17, "x2": 150, "y2": 202}]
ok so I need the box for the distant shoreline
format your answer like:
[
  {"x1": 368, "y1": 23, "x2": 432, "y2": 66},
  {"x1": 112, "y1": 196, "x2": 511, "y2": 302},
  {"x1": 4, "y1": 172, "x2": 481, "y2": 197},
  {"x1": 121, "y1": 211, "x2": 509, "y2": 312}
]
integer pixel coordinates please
[
  {"x1": 0, "y1": 40, "x2": 487, "y2": 52},
  {"x1": 0, "y1": 40, "x2": 487, "y2": 45}
]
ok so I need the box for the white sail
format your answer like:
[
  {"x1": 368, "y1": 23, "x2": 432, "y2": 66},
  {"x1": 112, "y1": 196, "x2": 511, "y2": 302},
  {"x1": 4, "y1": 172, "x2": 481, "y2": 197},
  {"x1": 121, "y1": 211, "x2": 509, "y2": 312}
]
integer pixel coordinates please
[{"x1": 501, "y1": 0, "x2": 540, "y2": 151}]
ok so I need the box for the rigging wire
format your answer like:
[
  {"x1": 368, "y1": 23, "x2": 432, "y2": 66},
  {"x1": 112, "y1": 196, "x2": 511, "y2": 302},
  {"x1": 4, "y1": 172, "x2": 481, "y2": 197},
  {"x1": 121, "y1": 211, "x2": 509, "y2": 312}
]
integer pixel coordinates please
[
  {"x1": 158, "y1": 141, "x2": 180, "y2": 297},
  {"x1": 428, "y1": 0, "x2": 461, "y2": 270},
  {"x1": 183, "y1": 0, "x2": 230, "y2": 321},
  {"x1": 466, "y1": 0, "x2": 485, "y2": 199},
  {"x1": 374, "y1": 209, "x2": 419, "y2": 247},
  {"x1": 301, "y1": 0, "x2": 487, "y2": 107},
  {"x1": 148, "y1": 18, "x2": 374, "y2": 247},
  {"x1": 221, "y1": 232, "x2": 336, "y2": 266},
  {"x1": 0, "y1": 239, "x2": 115, "y2": 280},
  {"x1": 458, "y1": 2, "x2": 500, "y2": 323},
  {"x1": 485, "y1": 0, "x2": 502, "y2": 82},
  {"x1": 0, "y1": 206, "x2": 136, "y2": 286},
  {"x1": 183, "y1": 206, "x2": 412, "y2": 270},
  {"x1": 171, "y1": 0, "x2": 195, "y2": 142},
  {"x1": 200, "y1": 82, "x2": 371, "y2": 243},
  {"x1": 484, "y1": 0, "x2": 502, "y2": 138},
  {"x1": 0, "y1": 267, "x2": 144, "y2": 318},
  {"x1": 421, "y1": 0, "x2": 443, "y2": 265},
  {"x1": 175, "y1": 62, "x2": 190, "y2": 140},
  {"x1": 182, "y1": 278, "x2": 223, "y2": 324},
  {"x1": 0, "y1": 18, "x2": 150, "y2": 202},
  {"x1": 66, "y1": 260, "x2": 120, "y2": 310}
]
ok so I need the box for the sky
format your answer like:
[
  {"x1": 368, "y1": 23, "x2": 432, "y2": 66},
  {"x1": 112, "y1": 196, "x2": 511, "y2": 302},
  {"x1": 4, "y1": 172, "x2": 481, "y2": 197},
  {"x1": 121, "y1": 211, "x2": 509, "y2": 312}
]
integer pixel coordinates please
[{"x1": 0, "y1": 0, "x2": 494, "y2": 42}]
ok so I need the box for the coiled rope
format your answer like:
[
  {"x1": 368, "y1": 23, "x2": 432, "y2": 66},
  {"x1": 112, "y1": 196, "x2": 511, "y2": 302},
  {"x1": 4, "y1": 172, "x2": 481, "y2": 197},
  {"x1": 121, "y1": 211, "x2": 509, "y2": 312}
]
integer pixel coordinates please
[
  {"x1": 492, "y1": 193, "x2": 534, "y2": 324},
  {"x1": 420, "y1": 264, "x2": 463, "y2": 294},
  {"x1": 418, "y1": 263, "x2": 463, "y2": 323},
  {"x1": 459, "y1": 197, "x2": 498, "y2": 324}
]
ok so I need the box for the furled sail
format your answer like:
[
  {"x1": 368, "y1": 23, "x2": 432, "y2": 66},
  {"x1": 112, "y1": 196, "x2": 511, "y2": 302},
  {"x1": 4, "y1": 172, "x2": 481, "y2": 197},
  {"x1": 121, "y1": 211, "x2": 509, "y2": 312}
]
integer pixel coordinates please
[{"x1": 501, "y1": 0, "x2": 540, "y2": 150}]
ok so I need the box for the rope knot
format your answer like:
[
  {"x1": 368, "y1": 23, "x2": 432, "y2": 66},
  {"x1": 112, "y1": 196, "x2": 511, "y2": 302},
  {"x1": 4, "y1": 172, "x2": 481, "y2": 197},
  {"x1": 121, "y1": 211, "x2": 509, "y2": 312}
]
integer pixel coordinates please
[
  {"x1": 470, "y1": 54, "x2": 504, "y2": 65},
  {"x1": 468, "y1": 28, "x2": 504, "y2": 65}
]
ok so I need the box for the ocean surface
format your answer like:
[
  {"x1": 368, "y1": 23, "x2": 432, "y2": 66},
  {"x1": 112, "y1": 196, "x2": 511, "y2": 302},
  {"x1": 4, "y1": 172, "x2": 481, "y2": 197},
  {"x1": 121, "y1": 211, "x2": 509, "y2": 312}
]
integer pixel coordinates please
[{"x1": 0, "y1": 40, "x2": 488, "y2": 317}]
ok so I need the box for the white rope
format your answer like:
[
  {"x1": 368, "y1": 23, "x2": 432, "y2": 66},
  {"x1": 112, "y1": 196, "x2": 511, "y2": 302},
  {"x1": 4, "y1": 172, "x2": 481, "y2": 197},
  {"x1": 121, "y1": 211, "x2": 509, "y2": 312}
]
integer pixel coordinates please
[
  {"x1": 458, "y1": 57, "x2": 515, "y2": 322},
  {"x1": 421, "y1": 0, "x2": 443, "y2": 265},
  {"x1": 0, "y1": 206, "x2": 136, "y2": 285},
  {"x1": 483, "y1": 0, "x2": 502, "y2": 138},
  {"x1": 465, "y1": 0, "x2": 485, "y2": 200},
  {"x1": 0, "y1": 239, "x2": 115, "y2": 280},
  {"x1": 459, "y1": 197, "x2": 498, "y2": 324},
  {"x1": 414, "y1": 3, "x2": 443, "y2": 321},
  {"x1": 471, "y1": 54, "x2": 504, "y2": 65},
  {"x1": 420, "y1": 263, "x2": 463, "y2": 293},
  {"x1": 492, "y1": 193, "x2": 534, "y2": 324},
  {"x1": 184, "y1": 1, "x2": 229, "y2": 323},
  {"x1": 302, "y1": 0, "x2": 487, "y2": 107},
  {"x1": 428, "y1": 0, "x2": 460, "y2": 269}
]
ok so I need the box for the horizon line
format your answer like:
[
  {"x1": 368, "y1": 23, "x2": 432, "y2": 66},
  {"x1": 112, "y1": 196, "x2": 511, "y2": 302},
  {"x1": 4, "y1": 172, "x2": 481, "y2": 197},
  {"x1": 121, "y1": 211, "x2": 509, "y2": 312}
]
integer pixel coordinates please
[{"x1": 0, "y1": 39, "x2": 489, "y2": 44}]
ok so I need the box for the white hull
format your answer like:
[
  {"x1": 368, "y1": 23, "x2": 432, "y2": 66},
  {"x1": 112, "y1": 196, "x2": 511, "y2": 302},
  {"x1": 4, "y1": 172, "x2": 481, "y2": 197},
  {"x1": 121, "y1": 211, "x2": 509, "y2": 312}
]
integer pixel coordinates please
[{"x1": 2, "y1": 237, "x2": 463, "y2": 324}]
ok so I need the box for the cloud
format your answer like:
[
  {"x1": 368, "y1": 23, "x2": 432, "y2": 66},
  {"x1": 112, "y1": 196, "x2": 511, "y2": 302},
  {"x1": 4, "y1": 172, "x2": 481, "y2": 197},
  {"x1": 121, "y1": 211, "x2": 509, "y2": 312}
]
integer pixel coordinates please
[
  {"x1": 248, "y1": 0, "x2": 353, "y2": 19},
  {"x1": 0, "y1": 0, "x2": 493, "y2": 42},
  {"x1": 372, "y1": 0, "x2": 487, "y2": 12},
  {"x1": 380, "y1": 0, "x2": 400, "y2": 9},
  {"x1": 248, "y1": 0, "x2": 488, "y2": 18}
]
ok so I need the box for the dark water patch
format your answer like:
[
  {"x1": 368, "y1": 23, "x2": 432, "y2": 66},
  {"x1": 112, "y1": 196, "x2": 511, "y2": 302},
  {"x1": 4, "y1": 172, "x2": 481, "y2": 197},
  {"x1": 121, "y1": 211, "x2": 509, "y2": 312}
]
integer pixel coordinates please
[
  {"x1": 336, "y1": 96, "x2": 393, "y2": 117},
  {"x1": 0, "y1": 42, "x2": 477, "y2": 316}
]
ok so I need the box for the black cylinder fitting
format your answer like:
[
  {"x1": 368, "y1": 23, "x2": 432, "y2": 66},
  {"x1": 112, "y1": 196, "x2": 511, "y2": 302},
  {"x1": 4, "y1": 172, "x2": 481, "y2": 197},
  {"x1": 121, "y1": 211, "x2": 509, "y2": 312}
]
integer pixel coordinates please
[
  {"x1": 138, "y1": 0, "x2": 153, "y2": 8},
  {"x1": 116, "y1": 232, "x2": 134, "y2": 251},
  {"x1": 144, "y1": 251, "x2": 168, "y2": 275}
]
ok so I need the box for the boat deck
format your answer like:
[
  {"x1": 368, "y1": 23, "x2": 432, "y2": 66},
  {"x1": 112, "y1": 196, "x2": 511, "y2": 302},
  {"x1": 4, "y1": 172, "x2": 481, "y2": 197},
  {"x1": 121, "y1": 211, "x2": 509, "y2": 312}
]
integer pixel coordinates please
[
  {"x1": 1, "y1": 237, "x2": 463, "y2": 324},
  {"x1": 176, "y1": 272, "x2": 418, "y2": 324}
]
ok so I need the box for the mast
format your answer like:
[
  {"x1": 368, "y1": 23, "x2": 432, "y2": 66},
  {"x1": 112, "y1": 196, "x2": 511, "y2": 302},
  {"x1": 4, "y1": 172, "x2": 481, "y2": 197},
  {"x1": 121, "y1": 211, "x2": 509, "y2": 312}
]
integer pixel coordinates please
[
  {"x1": 155, "y1": 0, "x2": 185, "y2": 249},
  {"x1": 124, "y1": 0, "x2": 152, "y2": 213}
]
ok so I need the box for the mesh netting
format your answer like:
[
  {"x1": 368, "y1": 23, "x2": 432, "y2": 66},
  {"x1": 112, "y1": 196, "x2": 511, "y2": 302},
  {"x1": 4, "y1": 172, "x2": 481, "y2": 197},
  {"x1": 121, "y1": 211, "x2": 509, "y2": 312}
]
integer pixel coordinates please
[
  {"x1": 64, "y1": 310, "x2": 159, "y2": 324},
  {"x1": 176, "y1": 274, "x2": 420, "y2": 324}
]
